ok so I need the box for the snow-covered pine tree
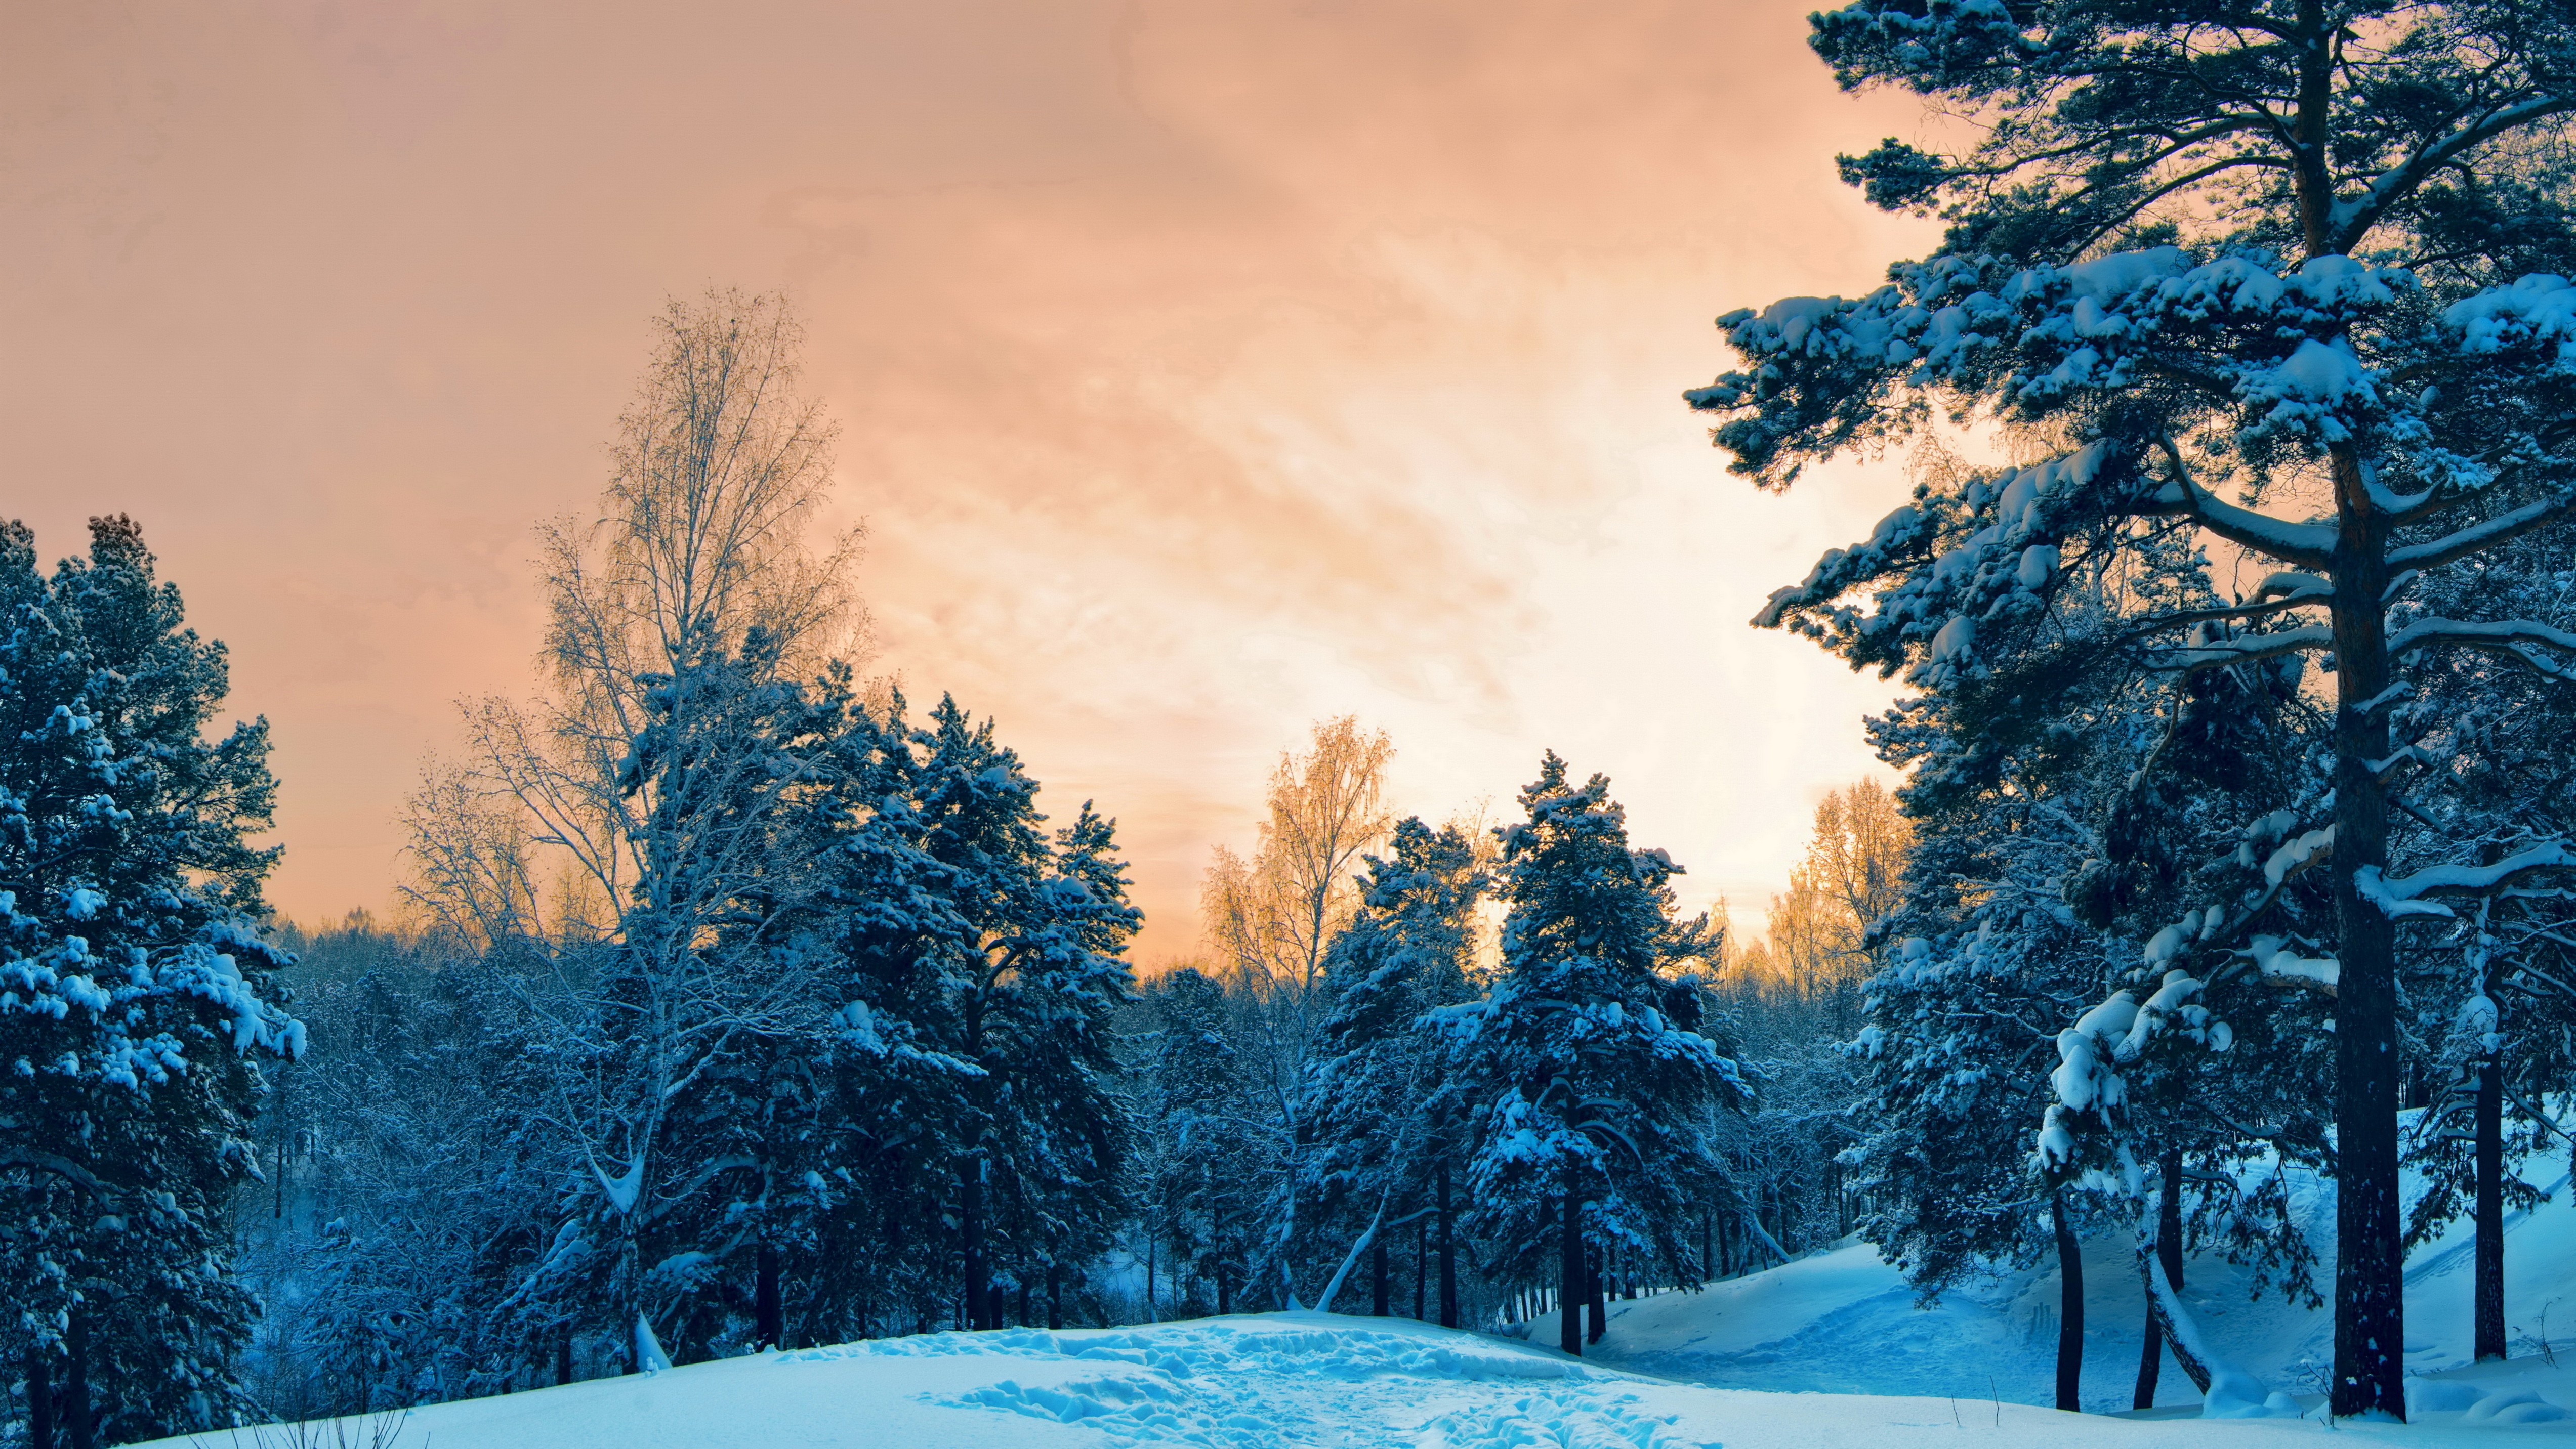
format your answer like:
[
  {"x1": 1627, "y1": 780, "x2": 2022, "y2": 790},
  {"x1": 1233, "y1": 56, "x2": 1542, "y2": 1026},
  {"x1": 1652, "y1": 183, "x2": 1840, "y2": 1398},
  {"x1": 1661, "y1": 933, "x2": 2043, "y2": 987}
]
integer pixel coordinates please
[
  {"x1": 1848, "y1": 512, "x2": 2335, "y2": 1411},
  {"x1": 1137, "y1": 966, "x2": 1257, "y2": 1317},
  {"x1": 1451, "y1": 754, "x2": 1750, "y2": 1356},
  {"x1": 1286, "y1": 818, "x2": 1483, "y2": 1316},
  {"x1": 0, "y1": 517, "x2": 300, "y2": 1442},
  {"x1": 2393, "y1": 522, "x2": 2576, "y2": 1364},
  {"x1": 1687, "y1": 4, "x2": 2576, "y2": 1414},
  {"x1": 801, "y1": 692, "x2": 1137, "y2": 1334}
]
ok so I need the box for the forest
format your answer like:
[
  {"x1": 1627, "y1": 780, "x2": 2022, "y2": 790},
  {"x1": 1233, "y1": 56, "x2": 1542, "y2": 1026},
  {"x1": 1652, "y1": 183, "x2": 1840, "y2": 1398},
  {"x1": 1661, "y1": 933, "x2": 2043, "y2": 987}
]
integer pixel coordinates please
[{"x1": 9, "y1": 1, "x2": 2576, "y2": 1441}]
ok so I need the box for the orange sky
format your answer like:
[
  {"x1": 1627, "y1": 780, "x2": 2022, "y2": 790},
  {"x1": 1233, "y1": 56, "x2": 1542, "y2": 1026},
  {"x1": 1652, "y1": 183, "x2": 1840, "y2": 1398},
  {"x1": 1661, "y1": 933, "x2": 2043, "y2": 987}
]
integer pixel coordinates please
[{"x1": 4, "y1": 0, "x2": 1939, "y2": 961}]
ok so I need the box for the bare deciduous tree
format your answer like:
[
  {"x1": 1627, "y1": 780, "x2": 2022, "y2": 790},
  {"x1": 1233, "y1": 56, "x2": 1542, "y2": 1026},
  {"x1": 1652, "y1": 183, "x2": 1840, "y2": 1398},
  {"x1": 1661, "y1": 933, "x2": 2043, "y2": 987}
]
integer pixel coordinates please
[{"x1": 402, "y1": 288, "x2": 867, "y2": 1370}]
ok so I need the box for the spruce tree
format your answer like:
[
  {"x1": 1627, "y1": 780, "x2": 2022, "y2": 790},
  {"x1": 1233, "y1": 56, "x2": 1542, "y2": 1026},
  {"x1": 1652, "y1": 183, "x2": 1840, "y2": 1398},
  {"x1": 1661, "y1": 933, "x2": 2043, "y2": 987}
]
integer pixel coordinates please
[{"x1": 1453, "y1": 754, "x2": 1749, "y2": 1356}]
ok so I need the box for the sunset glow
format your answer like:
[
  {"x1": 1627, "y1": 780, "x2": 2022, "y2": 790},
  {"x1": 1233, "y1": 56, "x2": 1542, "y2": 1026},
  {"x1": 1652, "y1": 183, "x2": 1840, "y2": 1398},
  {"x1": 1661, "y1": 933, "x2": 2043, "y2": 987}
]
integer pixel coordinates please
[{"x1": 5, "y1": 1, "x2": 1935, "y2": 957}]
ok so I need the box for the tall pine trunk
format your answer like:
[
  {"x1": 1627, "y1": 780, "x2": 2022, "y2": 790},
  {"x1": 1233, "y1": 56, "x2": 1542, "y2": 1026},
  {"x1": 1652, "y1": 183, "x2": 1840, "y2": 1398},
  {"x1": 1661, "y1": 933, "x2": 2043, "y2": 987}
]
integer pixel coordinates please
[
  {"x1": 756, "y1": 1241, "x2": 783, "y2": 1350},
  {"x1": 2326, "y1": 439, "x2": 2404, "y2": 1418},
  {"x1": 1438, "y1": 1162, "x2": 1459, "y2": 1329},
  {"x1": 1559, "y1": 1191, "x2": 1584, "y2": 1356},
  {"x1": 1414, "y1": 1215, "x2": 1429, "y2": 1320},
  {"x1": 2052, "y1": 1191, "x2": 2083, "y2": 1413},
  {"x1": 961, "y1": 1163, "x2": 988, "y2": 1331},
  {"x1": 1048, "y1": 1263, "x2": 1064, "y2": 1330},
  {"x1": 1372, "y1": 1233, "x2": 1391, "y2": 1316},
  {"x1": 25, "y1": 1346, "x2": 50, "y2": 1449},
  {"x1": 2477, "y1": 1039, "x2": 2506, "y2": 1361},
  {"x1": 1576, "y1": 1246, "x2": 1597, "y2": 1348},
  {"x1": 1214, "y1": 1205, "x2": 1231, "y2": 1316},
  {"x1": 2133, "y1": 1151, "x2": 2185, "y2": 1408},
  {"x1": 65, "y1": 1311, "x2": 89, "y2": 1449}
]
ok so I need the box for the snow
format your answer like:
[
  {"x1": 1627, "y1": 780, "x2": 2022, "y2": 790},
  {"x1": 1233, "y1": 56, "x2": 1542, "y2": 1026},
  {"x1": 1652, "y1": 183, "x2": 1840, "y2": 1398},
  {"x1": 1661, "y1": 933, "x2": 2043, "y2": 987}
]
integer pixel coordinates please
[
  {"x1": 1585, "y1": 1161, "x2": 2576, "y2": 1428},
  {"x1": 2446, "y1": 273, "x2": 2576, "y2": 363},
  {"x1": 141, "y1": 1303, "x2": 2576, "y2": 1449},
  {"x1": 142, "y1": 1160, "x2": 2576, "y2": 1447}
]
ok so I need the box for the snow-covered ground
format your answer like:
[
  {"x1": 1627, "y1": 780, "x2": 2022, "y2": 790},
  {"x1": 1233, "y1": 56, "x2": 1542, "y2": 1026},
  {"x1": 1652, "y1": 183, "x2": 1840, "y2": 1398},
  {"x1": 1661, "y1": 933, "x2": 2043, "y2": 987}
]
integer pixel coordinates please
[
  {"x1": 151, "y1": 1161, "x2": 2576, "y2": 1446},
  {"x1": 1583, "y1": 1164, "x2": 2576, "y2": 1421},
  {"x1": 142, "y1": 1312, "x2": 2576, "y2": 1449}
]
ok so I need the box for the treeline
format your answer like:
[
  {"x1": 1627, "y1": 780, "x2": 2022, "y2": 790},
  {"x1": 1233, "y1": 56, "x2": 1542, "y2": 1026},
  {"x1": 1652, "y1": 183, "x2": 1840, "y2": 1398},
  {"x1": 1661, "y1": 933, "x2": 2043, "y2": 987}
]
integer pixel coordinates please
[{"x1": 2, "y1": 292, "x2": 1849, "y2": 1441}]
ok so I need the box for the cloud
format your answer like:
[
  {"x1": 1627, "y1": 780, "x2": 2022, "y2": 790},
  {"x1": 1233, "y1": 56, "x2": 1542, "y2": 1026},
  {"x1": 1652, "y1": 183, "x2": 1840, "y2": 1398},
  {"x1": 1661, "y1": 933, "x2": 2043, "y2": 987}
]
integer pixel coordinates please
[{"x1": 2, "y1": 0, "x2": 1935, "y2": 957}]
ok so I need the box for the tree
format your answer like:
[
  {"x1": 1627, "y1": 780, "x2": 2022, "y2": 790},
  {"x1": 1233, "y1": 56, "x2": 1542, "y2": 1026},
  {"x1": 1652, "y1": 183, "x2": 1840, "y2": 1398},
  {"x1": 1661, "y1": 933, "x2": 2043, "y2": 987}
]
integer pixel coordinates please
[
  {"x1": 799, "y1": 693, "x2": 1139, "y2": 1334},
  {"x1": 1199, "y1": 717, "x2": 1395, "y2": 1296},
  {"x1": 1451, "y1": 754, "x2": 1750, "y2": 1356},
  {"x1": 1687, "y1": 3, "x2": 2576, "y2": 1415},
  {"x1": 1287, "y1": 818, "x2": 1485, "y2": 1317},
  {"x1": 0, "y1": 516, "x2": 299, "y2": 1442},
  {"x1": 1134, "y1": 967, "x2": 1258, "y2": 1318},
  {"x1": 1203, "y1": 718, "x2": 1395, "y2": 1111},
  {"x1": 412, "y1": 288, "x2": 865, "y2": 1372}
]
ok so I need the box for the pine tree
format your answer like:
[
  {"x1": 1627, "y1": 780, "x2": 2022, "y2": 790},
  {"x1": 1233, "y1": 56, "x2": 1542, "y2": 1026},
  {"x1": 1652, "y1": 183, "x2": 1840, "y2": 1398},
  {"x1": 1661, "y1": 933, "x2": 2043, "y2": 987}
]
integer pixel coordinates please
[
  {"x1": 1287, "y1": 818, "x2": 1483, "y2": 1314},
  {"x1": 1688, "y1": 4, "x2": 2576, "y2": 1414},
  {"x1": 0, "y1": 517, "x2": 299, "y2": 1441},
  {"x1": 1138, "y1": 967, "x2": 1256, "y2": 1317},
  {"x1": 1452, "y1": 754, "x2": 1750, "y2": 1356},
  {"x1": 799, "y1": 692, "x2": 1137, "y2": 1335}
]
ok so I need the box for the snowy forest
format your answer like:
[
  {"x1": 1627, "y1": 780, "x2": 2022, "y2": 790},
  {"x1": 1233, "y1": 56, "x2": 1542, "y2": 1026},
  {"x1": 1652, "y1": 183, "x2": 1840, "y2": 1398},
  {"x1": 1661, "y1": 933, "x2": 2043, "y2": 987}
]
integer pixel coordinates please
[{"x1": 11, "y1": 0, "x2": 2576, "y2": 1441}]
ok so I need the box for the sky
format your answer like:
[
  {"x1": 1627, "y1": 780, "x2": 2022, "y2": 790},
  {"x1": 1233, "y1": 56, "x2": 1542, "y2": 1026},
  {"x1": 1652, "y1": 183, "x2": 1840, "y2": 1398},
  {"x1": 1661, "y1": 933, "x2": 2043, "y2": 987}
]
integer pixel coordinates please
[{"x1": 3, "y1": 0, "x2": 1944, "y2": 962}]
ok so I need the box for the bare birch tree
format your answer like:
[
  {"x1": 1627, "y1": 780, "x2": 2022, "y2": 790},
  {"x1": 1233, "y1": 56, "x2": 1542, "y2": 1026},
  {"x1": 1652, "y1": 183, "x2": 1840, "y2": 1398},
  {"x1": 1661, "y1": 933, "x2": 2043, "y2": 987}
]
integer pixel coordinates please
[{"x1": 403, "y1": 288, "x2": 866, "y2": 1370}]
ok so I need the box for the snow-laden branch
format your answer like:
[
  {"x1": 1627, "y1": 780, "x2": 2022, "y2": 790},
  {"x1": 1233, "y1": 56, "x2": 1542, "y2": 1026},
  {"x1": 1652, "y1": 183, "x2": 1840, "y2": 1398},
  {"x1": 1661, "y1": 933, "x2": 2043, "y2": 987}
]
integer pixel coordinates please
[
  {"x1": 2330, "y1": 95, "x2": 2576, "y2": 251},
  {"x1": 2354, "y1": 843, "x2": 2576, "y2": 921},
  {"x1": 2153, "y1": 624, "x2": 2334, "y2": 672},
  {"x1": 2390, "y1": 490, "x2": 2576, "y2": 573},
  {"x1": 2390, "y1": 616, "x2": 2576, "y2": 667},
  {"x1": 2146, "y1": 477, "x2": 2338, "y2": 569}
]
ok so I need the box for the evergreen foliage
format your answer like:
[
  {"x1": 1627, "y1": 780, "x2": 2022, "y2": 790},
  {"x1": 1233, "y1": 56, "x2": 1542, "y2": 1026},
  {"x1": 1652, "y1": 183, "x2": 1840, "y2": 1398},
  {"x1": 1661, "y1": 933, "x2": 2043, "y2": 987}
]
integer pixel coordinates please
[
  {"x1": 0, "y1": 517, "x2": 298, "y2": 1441},
  {"x1": 1690, "y1": 1, "x2": 2576, "y2": 1415},
  {"x1": 1452, "y1": 754, "x2": 1749, "y2": 1354}
]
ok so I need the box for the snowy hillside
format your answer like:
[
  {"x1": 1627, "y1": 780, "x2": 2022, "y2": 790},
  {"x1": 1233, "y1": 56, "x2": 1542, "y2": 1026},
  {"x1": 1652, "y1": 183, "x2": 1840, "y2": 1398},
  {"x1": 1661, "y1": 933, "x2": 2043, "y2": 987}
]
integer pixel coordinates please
[
  {"x1": 1585, "y1": 1165, "x2": 2576, "y2": 1419},
  {"x1": 138, "y1": 1313, "x2": 2568, "y2": 1449}
]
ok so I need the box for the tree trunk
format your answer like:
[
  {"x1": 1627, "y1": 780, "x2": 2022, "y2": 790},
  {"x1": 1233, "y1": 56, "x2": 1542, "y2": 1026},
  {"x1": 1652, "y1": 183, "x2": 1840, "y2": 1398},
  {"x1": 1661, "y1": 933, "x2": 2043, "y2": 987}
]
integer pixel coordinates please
[
  {"x1": 1017, "y1": 1278, "x2": 1032, "y2": 1328},
  {"x1": 962, "y1": 1165, "x2": 988, "y2": 1331},
  {"x1": 1576, "y1": 1246, "x2": 1597, "y2": 1348},
  {"x1": 755, "y1": 1240, "x2": 783, "y2": 1350},
  {"x1": 1372, "y1": 1232, "x2": 1390, "y2": 1316},
  {"x1": 25, "y1": 1346, "x2": 50, "y2": 1449},
  {"x1": 2052, "y1": 1191, "x2": 2083, "y2": 1413},
  {"x1": 2477, "y1": 1040, "x2": 2506, "y2": 1361},
  {"x1": 1414, "y1": 1214, "x2": 1429, "y2": 1320},
  {"x1": 1559, "y1": 1191, "x2": 1584, "y2": 1356},
  {"x1": 1438, "y1": 1162, "x2": 1459, "y2": 1329},
  {"x1": 1049, "y1": 1262, "x2": 1064, "y2": 1330},
  {"x1": 2326, "y1": 436, "x2": 2405, "y2": 1420},
  {"x1": 65, "y1": 1311, "x2": 90, "y2": 1449},
  {"x1": 1702, "y1": 1205, "x2": 1714, "y2": 1285},
  {"x1": 2134, "y1": 1150, "x2": 2185, "y2": 1408},
  {"x1": 1214, "y1": 1205, "x2": 1230, "y2": 1316},
  {"x1": 556, "y1": 1329, "x2": 573, "y2": 1386},
  {"x1": 273, "y1": 1093, "x2": 288, "y2": 1221}
]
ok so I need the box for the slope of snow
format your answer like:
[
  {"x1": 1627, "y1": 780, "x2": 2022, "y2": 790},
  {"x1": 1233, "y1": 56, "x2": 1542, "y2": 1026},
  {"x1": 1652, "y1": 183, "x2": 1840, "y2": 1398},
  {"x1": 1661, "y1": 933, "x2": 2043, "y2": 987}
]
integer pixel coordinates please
[
  {"x1": 1586, "y1": 1167, "x2": 2576, "y2": 1420},
  {"x1": 149, "y1": 1310, "x2": 2576, "y2": 1449}
]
